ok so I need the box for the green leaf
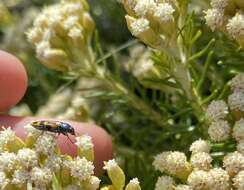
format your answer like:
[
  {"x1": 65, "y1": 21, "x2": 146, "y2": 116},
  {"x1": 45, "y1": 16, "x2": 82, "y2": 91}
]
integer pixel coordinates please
[{"x1": 52, "y1": 174, "x2": 63, "y2": 190}]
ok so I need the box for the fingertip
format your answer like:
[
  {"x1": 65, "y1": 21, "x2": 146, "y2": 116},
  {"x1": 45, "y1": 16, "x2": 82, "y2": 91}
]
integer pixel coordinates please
[{"x1": 0, "y1": 51, "x2": 28, "y2": 112}]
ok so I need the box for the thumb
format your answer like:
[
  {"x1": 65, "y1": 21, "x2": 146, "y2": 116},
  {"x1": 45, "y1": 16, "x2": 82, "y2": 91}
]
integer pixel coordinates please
[{"x1": 0, "y1": 50, "x2": 28, "y2": 112}]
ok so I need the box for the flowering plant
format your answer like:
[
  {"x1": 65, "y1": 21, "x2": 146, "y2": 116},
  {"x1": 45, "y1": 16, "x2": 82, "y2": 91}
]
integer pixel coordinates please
[{"x1": 2, "y1": 0, "x2": 244, "y2": 189}]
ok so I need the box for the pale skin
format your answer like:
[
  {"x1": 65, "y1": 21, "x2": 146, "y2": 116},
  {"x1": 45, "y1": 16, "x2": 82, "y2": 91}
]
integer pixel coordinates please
[{"x1": 0, "y1": 50, "x2": 113, "y2": 174}]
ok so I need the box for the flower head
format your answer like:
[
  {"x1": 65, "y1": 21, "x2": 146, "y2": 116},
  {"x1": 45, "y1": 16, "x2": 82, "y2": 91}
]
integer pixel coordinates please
[
  {"x1": 209, "y1": 168, "x2": 230, "y2": 190},
  {"x1": 134, "y1": 0, "x2": 156, "y2": 17},
  {"x1": 69, "y1": 157, "x2": 94, "y2": 181},
  {"x1": 130, "y1": 18, "x2": 150, "y2": 36},
  {"x1": 0, "y1": 127, "x2": 16, "y2": 151},
  {"x1": 30, "y1": 167, "x2": 52, "y2": 188},
  {"x1": 228, "y1": 91, "x2": 244, "y2": 112},
  {"x1": 155, "y1": 176, "x2": 175, "y2": 190},
  {"x1": 187, "y1": 170, "x2": 213, "y2": 190},
  {"x1": 210, "y1": 0, "x2": 229, "y2": 10},
  {"x1": 189, "y1": 139, "x2": 210, "y2": 154},
  {"x1": 233, "y1": 170, "x2": 244, "y2": 190},
  {"x1": 154, "y1": 3, "x2": 175, "y2": 23},
  {"x1": 223, "y1": 151, "x2": 244, "y2": 176},
  {"x1": 190, "y1": 152, "x2": 212, "y2": 171},
  {"x1": 12, "y1": 169, "x2": 29, "y2": 187},
  {"x1": 237, "y1": 140, "x2": 244, "y2": 154},
  {"x1": 75, "y1": 134, "x2": 94, "y2": 150},
  {"x1": 208, "y1": 120, "x2": 230, "y2": 142},
  {"x1": 227, "y1": 13, "x2": 244, "y2": 40},
  {"x1": 205, "y1": 9, "x2": 224, "y2": 31},
  {"x1": 0, "y1": 152, "x2": 17, "y2": 172},
  {"x1": 35, "y1": 133, "x2": 57, "y2": 155},
  {"x1": 205, "y1": 100, "x2": 228, "y2": 122},
  {"x1": 233, "y1": 119, "x2": 244, "y2": 141},
  {"x1": 0, "y1": 171, "x2": 9, "y2": 189},
  {"x1": 28, "y1": 0, "x2": 95, "y2": 72},
  {"x1": 17, "y1": 148, "x2": 38, "y2": 169},
  {"x1": 230, "y1": 73, "x2": 244, "y2": 92}
]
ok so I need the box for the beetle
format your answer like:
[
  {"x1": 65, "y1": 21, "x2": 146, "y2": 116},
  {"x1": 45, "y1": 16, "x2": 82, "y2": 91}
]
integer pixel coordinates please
[{"x1": 30, "y1": 120, "x2": 76, "y2": 141}]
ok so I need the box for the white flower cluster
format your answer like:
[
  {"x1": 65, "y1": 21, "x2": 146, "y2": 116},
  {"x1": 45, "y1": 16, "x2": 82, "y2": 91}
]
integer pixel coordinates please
[
  {"x1": 121, "y1": 0, "x2": 177, "y2": 49},
  {"x1": 27, "y1": 0, "x2": 95, "y2": 71},
  {"x1": 0, "y1": 127, "x2": 99, "y2": 189},
  {"x1": 152, "y1": 139, "x2": 237, "y2": 190},
  {"x1": 205, "y1": 100, "x2": 230, "y2": 142},
  {"x1": 205, "y1": 0, "x2": 244, "y2": 46}
]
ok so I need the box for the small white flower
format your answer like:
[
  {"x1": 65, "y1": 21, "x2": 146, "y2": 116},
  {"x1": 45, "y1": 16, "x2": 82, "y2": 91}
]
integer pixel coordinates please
[
  {"x1": 187, "y1": 170, "x2": 213, "y2": 190},
  {"x1": 164, "y1": 151, "x2": 188, "y2": 175},
  {"x1": 205, "y1": 8, "x2": 224, "y2": 31},
  {"x1": 233, "y1": 170, "x2": 244, "y2": 190},
  {"x1": 209, "y1": 168, "x2": 230, "y2": 190},
  {"x1": 0, "y1": 152, "x2": 17, "y2": 172},
  {"x1": 228, "y1": 91, "x2": 244, "y2": 112},
  {"x1": 26, "y1": 28, "x2": 43, "y2": 44},
  {"x1": 132, "y1": 58, "x2": 154, "y2": 78},
  {"x1": 11, "y1": 169, "x2": 29, "y2": 187},
  {"x1": 153, "y1": 151, "x2": 170, "y2": 173},
  {"x1": 223, "y1": 151, "x2": 244, "y2": 176},
  {"x1": 0, "y1": 127, "x2": 16, "y2": 150},
  {"x1": 227, "y1": 13, "x2": 244, "y2": 39},
  {"x1": 130, "y1": 18, "x2": 150, "y2": 36},
  {"x1": 189, "y1": 139, "x2": 210, "y2": 154},
  {"x1": 208, "y1": 120, "x2": 230, "y2": 142},
  {"x1": 233, "y1": 119, "x2": 244, "y2": 141},
  {"x1": 36, "y1": 41, "x2": 51, "y2": 60},
  {"x1": 0, "y1": 171, "x2": 9, "y2": 189},
  {"x1": 63, "y1": 16, "x2": 79, "y2": 29},
  {"x1": 35, "y1": 133, "x2": 56, "y2": 155},
  {"x1": 75, "y1": 134, "x2": 94, "y2": 151},
  {"x1": 154, "y1": 3, "x2": 175, "y2": 22},
  {"x1": 17, "y1": 148, "x2": 38, "y2": 169},
  {"x1": 210, "y1": 0, "x2": 229, "y2": 10},
  {"x1": 237, "y1": 140, "x2": 244, "y2": 155},
  {"x1": 134, "y1": 0, "x2": 156, "y2": 16},
  {"x1": 44, "y1": 154, "x2": 62, "y2": 172},
  {"x1": 205, "y1": 100, "x2": 228, "y2": 121},
  {"x1": 230, "y1": 73, "x2": 244, "y2": 92},
  {"x1": 129, "y1": 178, "x2": 140, "y2": 186},
  {"x1": 68, "y1": 27, "x2": 83, "y2": 40},
  {"x1": 31, "y1": 167, "x2": 52, "y2": 188},
  {"x1": 155, "y1": 176, "x2": 175, "y2": 190},
  {"x1": 190, "y1": 152, "x2": 212, "y2": 171},
  {"x1": 69, "y1": 157, "x2": 94, "y2": 181},
  {"x1": 103, "y1": 159, "x2": 118, "y2": 171}
]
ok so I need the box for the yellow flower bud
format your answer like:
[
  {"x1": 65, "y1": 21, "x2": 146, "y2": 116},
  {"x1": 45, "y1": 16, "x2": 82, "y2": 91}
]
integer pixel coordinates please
[
  {"x1": 36, "y1": 44, "x2": 70, "y2": 72},
  {"x1": 82, "y1": 13, "x2": 95, "y2": 38},
  {"x1": 125, "y1": 178, "x2": 141, "y2": 190},
  {"x1": 125, "y1": 15, "x2": 164, "y2": 49},
  {"x1": 100, "y1": 185, "x2": 115, "y2": 190},
  {"x1": 103, "y1": 160, "x2": 125, "y2": 190}
]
